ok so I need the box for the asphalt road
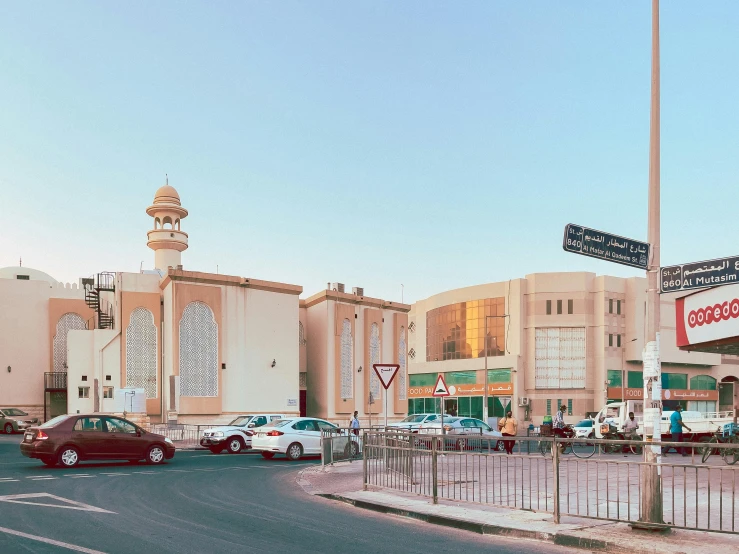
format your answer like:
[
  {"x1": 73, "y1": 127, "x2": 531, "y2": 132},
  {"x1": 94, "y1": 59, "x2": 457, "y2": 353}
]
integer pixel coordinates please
[{"x1": 0, "y1": 434, "x2": 569, "y2": 553}]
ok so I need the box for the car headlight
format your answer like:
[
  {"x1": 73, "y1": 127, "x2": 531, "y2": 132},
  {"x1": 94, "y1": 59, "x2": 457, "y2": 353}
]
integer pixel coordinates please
[
  {"x1": 164, "y1": 437, "x2": 173, "y2": 444},
  {"x1": 213, "y1": 431, "x2": 224, "y2": 438}
]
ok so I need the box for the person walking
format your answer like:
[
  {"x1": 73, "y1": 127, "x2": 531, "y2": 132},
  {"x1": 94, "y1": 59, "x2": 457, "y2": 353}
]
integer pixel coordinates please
[
  {"x1": 623, "y1": 411, "x2": 641, "y2": 454},
  {"x1": 350, "y1": 411, "x2": 360, "y2": 436},
  {"x1": 667, "y1": 405, "x2": 691, "y2": 456},
  {"x1": 498, "y1": 410, "x2": 518, "y2": 455}
]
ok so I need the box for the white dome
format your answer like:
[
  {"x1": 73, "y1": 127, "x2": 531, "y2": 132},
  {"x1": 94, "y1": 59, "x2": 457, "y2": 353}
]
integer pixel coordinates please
[{"x1": 0, "y1": 266, "x2": 59, "y2": 284}]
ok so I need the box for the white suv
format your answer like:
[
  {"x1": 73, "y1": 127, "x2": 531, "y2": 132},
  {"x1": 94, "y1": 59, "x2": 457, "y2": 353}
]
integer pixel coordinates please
[{"x1": 200, "y1": 414, "x2": 284, "y2": 454}]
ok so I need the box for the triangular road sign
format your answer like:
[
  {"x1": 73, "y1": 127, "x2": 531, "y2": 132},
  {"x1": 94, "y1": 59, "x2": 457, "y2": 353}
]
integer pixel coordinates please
[
  {"x1": 432, "y1": 374, "x2": 451, "y2": 397},
  {"x1": 373, "y1": 364, "x2": 400, "y2": 390}
]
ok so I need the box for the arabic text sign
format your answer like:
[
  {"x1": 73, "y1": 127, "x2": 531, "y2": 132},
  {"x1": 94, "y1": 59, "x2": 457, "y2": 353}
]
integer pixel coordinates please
[
  {"x1": 563, "y1": 224, "x2": 649, "y2": 270},
  {"x1": 661, "y1": 255, "x2": 739, "y2": 293},
  {"x1": 372, "y1": 364, "x2": 400, "y2": 390},
  {"x1": 607, "y1": 388, "x2": 718, "y2": 402},
  {"x1": 408, "y1": 383, "x2": 513, "y2": 398}
]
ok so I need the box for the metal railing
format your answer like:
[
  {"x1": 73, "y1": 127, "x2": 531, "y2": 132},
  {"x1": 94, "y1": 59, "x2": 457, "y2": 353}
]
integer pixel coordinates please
[
  {"x1": 320, "y1": 427, "x2": 389, "y2": 465},
  {"x1": 44, "y1": 372, "x2": 68, "y2": 390},
  {"x1": 139, "y1": 423, "x2": 210, "y2": 449},
  {"x1": 362, "y1": 430, "x2": 739, "y2": 534}
]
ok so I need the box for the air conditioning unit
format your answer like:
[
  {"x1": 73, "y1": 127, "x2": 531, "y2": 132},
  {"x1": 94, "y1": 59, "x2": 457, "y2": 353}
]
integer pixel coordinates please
[
  {"x1": 352, "y1": 287, "x2": 364, "y2": 296},
  {"x1": 518, "y1": 397, "x2": 530, "y2": 407},
  {"x1": 330, "y1": 282, "x2": 345, "y2": 293}
]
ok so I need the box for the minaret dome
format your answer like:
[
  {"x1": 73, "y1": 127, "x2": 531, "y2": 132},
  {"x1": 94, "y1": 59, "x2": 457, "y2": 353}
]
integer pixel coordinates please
[{"x1": 146, "y1": 179, "x2": 189, "y2": 271}]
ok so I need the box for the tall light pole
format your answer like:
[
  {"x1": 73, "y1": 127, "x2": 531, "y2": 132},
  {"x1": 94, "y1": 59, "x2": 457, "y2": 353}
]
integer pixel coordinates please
[
  {"x1": 640, "y1": 0, "x2": 664, "y2": 528},
  {"x1": 483, "y1": 314, "x2": 509, "y2": 423}
]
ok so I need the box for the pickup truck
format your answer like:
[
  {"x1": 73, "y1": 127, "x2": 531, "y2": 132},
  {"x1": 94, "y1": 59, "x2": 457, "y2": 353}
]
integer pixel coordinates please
[{"x1": 200, "y1": 414, "x2": 284, "y2": 454}]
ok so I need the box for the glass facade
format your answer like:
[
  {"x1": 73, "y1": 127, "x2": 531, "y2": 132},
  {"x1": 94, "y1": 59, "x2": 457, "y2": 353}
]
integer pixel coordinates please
[
  {"x1": 607, "y1": 369, "x2": 622, "y2": 387},
  {"x1": 487, "y1": 369, "x2": 511, "y2": 383},
  {"x1": 689, "y1": 375, "x2": 716, "y2": 390},
  {"x1": 446, "y1": 371, "x2": 477, "y2": 385},
  {"x1": 426, "y1": 298, "x2": 505, "y2": 361},
  {"x1": 627, "y1": 371, "x2": 643, "y2": 388},
  {"x1": 662, "y1": 372, "x2": 687, "y2": 390},
  {"x1": 409, "y1": 373, "x2": 437, "y2": 387}
]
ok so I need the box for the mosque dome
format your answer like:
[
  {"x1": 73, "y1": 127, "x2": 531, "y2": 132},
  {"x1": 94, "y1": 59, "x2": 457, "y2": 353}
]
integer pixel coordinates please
[
  {"x1": 153, "y1": 185, "x2": 181, "y2": 206},
  {"x1": 0, "y1": 266, "x2": 59, "y2": 285}
]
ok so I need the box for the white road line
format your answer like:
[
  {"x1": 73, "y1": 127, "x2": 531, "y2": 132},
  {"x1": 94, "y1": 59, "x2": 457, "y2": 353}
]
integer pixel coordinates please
[
  {"x1": 131, "y1": 471, "x2": 157, "y2": 474},
  {"x1": 0, "y1": 524, "x2": 107, "y2": 553},
  {"x1": 0, "y1": 479, "x2": 20, "y2": 483},
  {"x1": 29, "y1": 478, "x2": 57, "y2": 481},
  {"x1": 165, "y1": 469, "x2": 192, "y2": 473},
  {"x1": 68, "y1": 475, "x2": 95, "y2": 479},
  {"x1": 26, "y1": 476, "x2": 54, "y2": 479},
  {"x1": 101, "y1": 473, "x2": 128, "y2": 476}
]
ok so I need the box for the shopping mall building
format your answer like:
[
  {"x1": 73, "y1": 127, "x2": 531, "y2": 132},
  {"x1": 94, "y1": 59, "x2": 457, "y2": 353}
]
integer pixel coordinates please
[{"x1": 407, "y1": 273, "x2": 739, "y2": 425}]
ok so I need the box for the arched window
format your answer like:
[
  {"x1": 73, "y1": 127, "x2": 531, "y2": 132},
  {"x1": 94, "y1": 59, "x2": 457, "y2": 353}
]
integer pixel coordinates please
[
  {"x1": 53, "y1": 313, "x2": 86, "y2": 372},
  {"x1": 299, "y1": 321, "x2": 306, "y2": 346},
  {"x1": 175, "y1": 218, "x2": 180, "y2": 231},
  {"x1": 397, "y1": 326, "x2": 407, "y2": 400},
  {"x1": 126, "y1": 308, "x2": 157, "y2": 398},
  {"x1": 690, "y1": 375, "x2": 717, "y2": 391},
  {"x1": 340, "y1": 319, "x2": 353, "y2": 399},
  {"x1": 179, "y1": 302, "x2": 218, "y2": 397},
  {"x1": 369, "y1": 323, "x2": 381, "y2": 398},
  {"x1": 155, "y1": 217, "x2": 161, "y2": 229},
  {"x1": 162, "y1": 216, "x2": 173, "y2": 229}
]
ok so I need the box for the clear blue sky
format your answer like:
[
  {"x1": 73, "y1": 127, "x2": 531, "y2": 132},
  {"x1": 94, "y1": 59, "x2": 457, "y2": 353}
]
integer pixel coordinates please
[{"x1": 1, "y1": 2, "x2": 738, "y2": 304}]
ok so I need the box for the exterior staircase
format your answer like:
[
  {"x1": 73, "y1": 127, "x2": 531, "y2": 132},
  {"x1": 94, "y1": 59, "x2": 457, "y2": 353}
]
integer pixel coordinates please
[{"x1": 83, "y1": 272, "x2": 116, "y2": 330}]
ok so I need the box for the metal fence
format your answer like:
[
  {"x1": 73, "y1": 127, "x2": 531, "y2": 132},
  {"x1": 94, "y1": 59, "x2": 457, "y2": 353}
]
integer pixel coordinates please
[
  {"x1": 362, "y1": 431, "x2": 739, "y2": 535},
  {"x1": 139, "y1": 423, "x2": 208, "y2": 449}
]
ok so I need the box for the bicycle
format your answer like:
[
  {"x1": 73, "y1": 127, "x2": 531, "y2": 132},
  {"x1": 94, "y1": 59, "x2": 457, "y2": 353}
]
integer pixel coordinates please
[
  {"x1": 539, "y1": 425, "x2": 595, "y2": 459},
  {"x1": 700, "y1": 426, "x2": 739, "y2": 465}
]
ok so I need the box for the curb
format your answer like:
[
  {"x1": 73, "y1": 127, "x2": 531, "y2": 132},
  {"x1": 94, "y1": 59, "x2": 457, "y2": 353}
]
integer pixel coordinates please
[{"x1": 316, "y1": 493, "x2": 691, "y2": 554}]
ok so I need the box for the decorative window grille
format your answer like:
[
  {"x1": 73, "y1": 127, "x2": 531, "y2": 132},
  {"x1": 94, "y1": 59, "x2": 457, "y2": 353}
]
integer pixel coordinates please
[
  {"x1": 179, "y1": 302, "x2": 218, "y2": 397},
  {"x1": 299, "y1": 372, "x2": 307, "y2": 388},
  {"x1": 299, "y1": 321, "x2": 307, "y2": 346},
  {"x1": 369, "y1": 323, "x2": 381, "y2": 398},
  {"x1": 340, "y1": 319, "x2": 353, "y2": 399},
  {"x1": 397, "y1": 327, "x2": 407, "y2": 400},
  {"x1": 534, "y1": 327, "x2": 586, "y2": 389},
  {"x1": 125, "y1": 307, "x2": 157, "y2": 398},
  {"x1": 408, "y1": 321, "x2": 416, "y2": 333},
  {"x1": 53, "y1": 313, "x2": 86, "y2": 372},
  {"x1": 408, "y1": 348, "x2": 416, "y2": 360}
]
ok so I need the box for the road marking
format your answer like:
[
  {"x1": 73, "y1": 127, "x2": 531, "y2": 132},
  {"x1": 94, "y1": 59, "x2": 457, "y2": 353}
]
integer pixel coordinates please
[
  {"x1": 165, "y1": 469, "x2": 192, "y2": 473},
  {"x1": 29, "y1": 478, "x2": 57, "y2": 481},
  {"x1": 0, "y1": 524, "x2": 107, "y2": 554},
  {"x1": 131, "y1": 471, "x2": 157, "y2": 474},
  {"x1": 0, "y1": 493, "x2": 115, "y2": 514},
  {"x1": 0, "y1": 479, "x2": 20, "y2": 483},
  {"x1": 101, "y1": 473, "x2": 128, "y2": 476},
  {"x1": 26, "y1": 476, "x2": 54, "y2": 479},
  {"x1": 68, "y1": 475, "x2": 95, "y2": 479}
]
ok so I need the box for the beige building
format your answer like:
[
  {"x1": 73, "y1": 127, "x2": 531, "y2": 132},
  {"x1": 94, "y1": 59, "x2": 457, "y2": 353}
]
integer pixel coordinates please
[{"x1": 408, "y1": 272, "x2": 739, "y2": 425}]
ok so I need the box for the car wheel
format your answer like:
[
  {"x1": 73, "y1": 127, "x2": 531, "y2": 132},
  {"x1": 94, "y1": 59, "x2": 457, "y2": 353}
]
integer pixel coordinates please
[
  {"x1": 58, "y1": 446, "x2": 80, "y2": 468},
  {"x1": 286, "y1": 442, "x2": 303, "y2": 461},
  {"x1": 260, "y1": 452, "x2": 275, "y2": 459},
  {"x1": 227, "y1": 437, "x2": 244, "y2": 454},
  {"x1": 41, "y1": 458, "x2": 57, "y2": 467},
  {"x1": 344, "y1": 441, "x2": 360, "y2": 458},
  {"x1": 209, "y1": 446, "x2": 223, "y2": 454},
  {"x1": 146, "y1": 445, "x2": 166, "y2": 465},
  {"x1": 456, "y1": 438, "x2": 466, "y2": 451},
  {"x1": 495, "y1": 441, "x2": 506, "y2": 452},
  {"x1": 3, "y1": 423, "x2": 13, "y2": 435}
]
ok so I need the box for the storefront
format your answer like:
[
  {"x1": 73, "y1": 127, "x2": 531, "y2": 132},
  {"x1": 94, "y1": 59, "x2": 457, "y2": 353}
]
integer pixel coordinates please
[
  {"x1": 607, "y1": 371, "x2": 719, "y2": 412},
  {"x1": 408, "y1": 370, "x2": 513, "y2": 420}
]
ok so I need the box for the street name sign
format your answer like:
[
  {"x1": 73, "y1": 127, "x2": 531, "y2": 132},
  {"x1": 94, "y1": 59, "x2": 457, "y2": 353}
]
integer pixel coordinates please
[
  {"x1": 372, "y1": 364, "x2": 400, "y2": 390},
  {"x1": 563, "y1": 223, "x2": 649, "y2": 270},
  {"x1": 432, "y1": 374, "x2": 451, "y2": 397},
  {"x1": 660, "y1": 255, "x2": 739, "y2": 293}
]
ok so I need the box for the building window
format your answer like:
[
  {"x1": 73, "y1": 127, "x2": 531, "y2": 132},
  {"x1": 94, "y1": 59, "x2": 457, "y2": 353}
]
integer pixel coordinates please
[
  {"x1": 103, "y1": 386, "x2": 114, "y2": 399},
  {"x1": 617, "y1": 300, "x2": 621, "y2": 315},
  {"x1": 488, "y1": 397, "x2": 511, "y2": 418},
  {"x1": 609, "y1": 299, "x2": 614, "y2": 314},
  {"x1": 607, "y1": 370, "x2": 623, "y2": 387},
  {"x1": 446, "y1": 371, "x2": 477, "y2": 385},
  {"x1": 408, "y1": 348, "x2": 416, "y2": 360},
  {"x1": 179, "y1": 302, "x2": 218, "y2": 397},
  {"x1": 556, "y1": 300, "x2": 562, "y2": 315},
  {"x1": 397, "y1": 326, "x2": 407, "y2": 401},
  {"x1": 690, "y1": 375, "x2": 717, "y2": 391},
  {"x1": 609, "y1": 334, "x2": 613, "y2": 347},
  {"x1": 567, "y1": 399, "x2": 573, "y2": 415},
  {"x1": 628, "y1": 371, "x2": 643, "y2": 388},
  {"x1": 568, "y1": 299, "x2": 573, "y2": 314},
  {"x1": 126, "y1": 307, "x2": 158, "y2": 399},
  {"x1": 369, "y1": 323, "x2": 381, "y2": 398},
  {"x1": 81, "y1": 375, "x2": 88, "y2": 382},
  {"x1": 340, "y1": 319, "x2": 353, "y2": 399},
  {"x1": 487, "y1": 369, "x2": 511, "y2": 383},
  {"x1": 53, "y1": 313, "x2": 86, "y2": 372},
  {"x1": 425, "y1": 298, "x2": 505, "y2": 362},
  {"x1": 617, "y1": 334, "x2": 622, "y2": 347},
  {"x1": 106, "y1": 375, "x2": 112, "y2": 381},
  {"x1": 299, "y1": 372, "x2": 307, "y2": 388},
  {"x1": 662, "y1": 373, "x2": 688, "y2": 390},
  {"x1": 546, "y1": 300, "x2": 552, "y2": 315},
  {"x1": 546, "y1": 399, "x2": 551, "y2": 415},
  {"x1": 410, "y1": 373, "x2": 437, "y2": 387},
  {"x1": 16, "y1": 275, "x2": 29, "y2": 280},
  {"x1": 535, "y1": 327, "x2": 586, "y2": 389},
  {"x1": 78, "y1": 387, "x2": 89, "y2": 399},
  {"x1": 298, "y1": 321, "x2": 307, "y2": 346}
]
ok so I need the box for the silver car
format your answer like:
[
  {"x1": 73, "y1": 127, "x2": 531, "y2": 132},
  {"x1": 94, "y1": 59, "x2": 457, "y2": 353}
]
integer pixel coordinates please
[{"x1": 1, "y1": 409, "x2": 39, "y2": 434}]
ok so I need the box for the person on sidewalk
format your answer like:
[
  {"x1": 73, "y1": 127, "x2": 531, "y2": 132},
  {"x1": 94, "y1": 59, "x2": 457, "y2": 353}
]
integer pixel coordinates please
[
  {"x1": 623, "y1": 411, "x2": 640, "y2": 454},
  {"x1": 666, "y1": 405, "x2": 691, "y2": 456},
  {"x1": 498, "y1": 410, "x2": 518, "y2": 455},
  {"x1": 350, "y1": 411, "x2": 360, "y2": 436}
]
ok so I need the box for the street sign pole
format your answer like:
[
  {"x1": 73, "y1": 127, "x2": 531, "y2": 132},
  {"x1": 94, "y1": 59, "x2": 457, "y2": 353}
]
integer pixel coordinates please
[{"x1": 373, "y1": 364, "x2": 400, "y2": 430}]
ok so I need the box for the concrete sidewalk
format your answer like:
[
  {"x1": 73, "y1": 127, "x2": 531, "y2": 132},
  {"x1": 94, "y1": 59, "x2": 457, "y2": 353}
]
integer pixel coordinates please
[{"x1": 298, "y1": 461, "x2": 739, "y2": 554}]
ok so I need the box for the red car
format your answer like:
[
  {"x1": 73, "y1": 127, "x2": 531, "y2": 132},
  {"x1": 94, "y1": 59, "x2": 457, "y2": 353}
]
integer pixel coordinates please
[{"x1": 20, "y1": 414, "x2": 176, "y2": 467}]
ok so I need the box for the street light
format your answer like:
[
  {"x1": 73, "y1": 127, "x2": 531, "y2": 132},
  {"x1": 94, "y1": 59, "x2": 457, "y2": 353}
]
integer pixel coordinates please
[{"x1": 483, "y1": 314, "x2": 509, "y2": 423}]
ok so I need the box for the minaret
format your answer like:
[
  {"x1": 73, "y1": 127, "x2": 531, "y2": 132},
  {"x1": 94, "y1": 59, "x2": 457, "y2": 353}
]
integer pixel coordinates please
[{"x1": 146, "y1": 178, "x2": 189, "y2": 271}]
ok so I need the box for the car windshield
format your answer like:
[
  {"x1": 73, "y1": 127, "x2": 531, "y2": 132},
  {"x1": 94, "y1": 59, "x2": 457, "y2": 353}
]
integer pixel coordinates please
[
  {"x1": 575, "y1": 420, "x2": 593, "y2": 427},
  {"x1": 228, "y1": 416, "x2": 251, "y2": 426},
  {"x1": 439, "y1": 417, "x2": 460, "y2": 424},
  {"x1": 401, "y1": 415, "x2": 427, "y2": 423},
  {"x1": 260, "y1": 419, "x2": 293, "y2": 428},
  {"x1": 39, "y1": 415, "x2": 70, "y2": 428},
  {"x1": 1, "y1": 409, "x2": 28, "y2": 417}
]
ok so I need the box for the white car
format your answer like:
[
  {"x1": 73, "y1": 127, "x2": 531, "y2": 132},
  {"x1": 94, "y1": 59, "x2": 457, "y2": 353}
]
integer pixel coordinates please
[
  {"x1": 200, "y1": 414, "x2": 284, "y2": 454},
  {"x1": 419, "y1": 417, "x2": 504, "y2": 451},
  {"x1": 573, "y1": 419, "x2": 595, "y2": 439},
  {"x1": 386, "y1": 413, "x2": 452, "y2": 432},
  {"x1": 252, "y1": 417, "x2": 352, "y2": 461}
]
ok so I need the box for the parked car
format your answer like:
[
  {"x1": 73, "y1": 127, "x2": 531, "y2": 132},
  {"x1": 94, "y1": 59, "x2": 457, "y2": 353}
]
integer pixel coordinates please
[
  {"x1": 574, "y1": 419, "x2": 595, "y2": 439},
  {"x1": 20, "y1": 414, "x2": 176, "y2": 468},
  {"x1": 200, "y1": 414, "x2": 284, "y2": 454},
  {"x1": 385, "y1": 413, "x2": 452, "y2": 432},
  {"x1": 251, "y1": 417, "x2": 349, "y2": 461},
  {"x1": 418, "y1": 417, "x2": 504, "y2": 451},
  {"x1": 1, "y1": 408, "x2": 39, "y2": 434}
]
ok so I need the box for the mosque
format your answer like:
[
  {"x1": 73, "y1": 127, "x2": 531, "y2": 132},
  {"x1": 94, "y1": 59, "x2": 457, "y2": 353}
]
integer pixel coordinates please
[{"x1": 0, "y1": 183, "x2": 411, "y2": 426}]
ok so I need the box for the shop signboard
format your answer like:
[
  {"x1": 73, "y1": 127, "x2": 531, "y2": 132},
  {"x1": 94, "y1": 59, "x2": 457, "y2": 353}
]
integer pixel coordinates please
[
  {"x1": 607, "y1": 387, "x2": 718, "y2": 402},
  {"x1": 408, "y1": 382, "x2": 513, "y2": 399}
]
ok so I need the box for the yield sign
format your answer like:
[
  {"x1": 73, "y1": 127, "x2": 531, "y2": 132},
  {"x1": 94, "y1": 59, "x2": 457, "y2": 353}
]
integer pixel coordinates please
[
  {"x1": 432, "y1": 374, "x2": 451, "y2": 397},
  {"x1": 373, "y1": 364, "x2": 400, "y2": 390}
]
